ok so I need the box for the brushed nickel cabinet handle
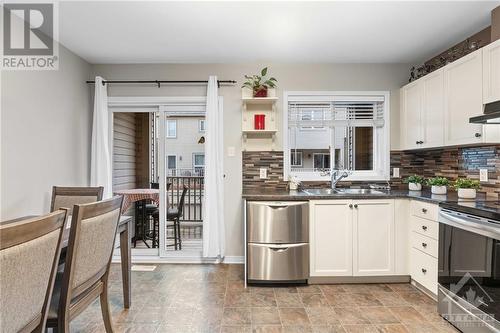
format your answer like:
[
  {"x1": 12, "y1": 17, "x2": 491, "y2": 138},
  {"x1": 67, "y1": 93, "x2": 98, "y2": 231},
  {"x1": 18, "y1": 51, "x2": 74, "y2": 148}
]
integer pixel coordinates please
[
  {"x1": 422, "y1": 243, "x2": 427, "y2": 248},
  {"x1": 422, "y1": 208, "x2": 427, "y2": 213},
  {"x1": 475, "y1": 133, "x2": 482, "y2": 138},
  {"x1": 349, "y1": 204, "x2": 353, "y2": 209},
  {"x1": 354, "y1": 204, "x2": 358, "y2": 208},
  {"x1": 422, "y1": 225, "x2": 428, "y2": 231},
  {"x1": 422, "y1": 268, "x2": 427, "y2": 274}
]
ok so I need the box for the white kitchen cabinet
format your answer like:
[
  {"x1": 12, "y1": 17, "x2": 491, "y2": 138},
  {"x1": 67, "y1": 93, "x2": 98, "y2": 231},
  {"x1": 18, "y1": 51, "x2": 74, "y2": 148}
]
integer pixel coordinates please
[
  {"x1": 309, "y1": 200, "x2": 353, "y2": 276},
  {"x1": 421, "y1": 70, "x2": 445, "y2": 148},
  {"x1": 353, "y1": 199, "x2": 395, "y2": 276},
  {"x1": 400, "y1": 69, "x2": 444, "y2": 150},
  {"x1": 443, "y1": 50, "x2": 484, "y2": 146},
  {"x1": 401, "y1": 80, "x2": 422, "y2": 150},
  {"x1": 310, "y1": 199, "x2": 396, "y2": 277},
  {"x1": 483, "y1": 38, "x2": 500, "y2": 104}
]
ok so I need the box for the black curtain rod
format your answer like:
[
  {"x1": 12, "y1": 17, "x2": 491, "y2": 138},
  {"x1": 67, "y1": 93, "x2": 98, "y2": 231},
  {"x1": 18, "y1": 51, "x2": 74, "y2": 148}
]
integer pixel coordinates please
[{"x1": 85, "y1": 79, "x2": 237, "y2": 88}]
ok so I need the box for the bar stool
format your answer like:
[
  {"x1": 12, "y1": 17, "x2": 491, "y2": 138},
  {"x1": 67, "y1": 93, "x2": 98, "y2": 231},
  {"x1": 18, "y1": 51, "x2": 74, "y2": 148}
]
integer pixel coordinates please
[{"x1": 152, "y1": 185, "x2": 188, "y2": 250}]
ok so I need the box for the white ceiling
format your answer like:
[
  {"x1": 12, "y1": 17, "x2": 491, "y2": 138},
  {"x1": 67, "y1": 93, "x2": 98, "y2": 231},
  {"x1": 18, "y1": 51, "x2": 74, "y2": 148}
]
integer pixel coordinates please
[{"x1": 58, "y1": 1, "x2": 500, "y2": 64}]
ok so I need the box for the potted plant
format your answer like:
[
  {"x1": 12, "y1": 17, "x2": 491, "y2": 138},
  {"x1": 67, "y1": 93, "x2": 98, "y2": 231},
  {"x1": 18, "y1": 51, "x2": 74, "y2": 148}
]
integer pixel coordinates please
[
  {"x1": 404, "y1": 175, "x2": 425, "y2": 191},
  {"x1": 242, "y1": 67, "x2": 277, "y2": 98},
  {"x1": 426, "y1": 177, "x2": 450, "y2": 195},
  {"x1": 453, "y1": 178, "x2": 480, "y2": 199}
]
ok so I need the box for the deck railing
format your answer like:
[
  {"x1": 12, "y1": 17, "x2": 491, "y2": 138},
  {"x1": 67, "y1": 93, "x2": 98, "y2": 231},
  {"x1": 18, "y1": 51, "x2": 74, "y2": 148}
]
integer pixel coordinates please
[{"x1": 166, "y1": 175, "x2": 204, "y2": 240}]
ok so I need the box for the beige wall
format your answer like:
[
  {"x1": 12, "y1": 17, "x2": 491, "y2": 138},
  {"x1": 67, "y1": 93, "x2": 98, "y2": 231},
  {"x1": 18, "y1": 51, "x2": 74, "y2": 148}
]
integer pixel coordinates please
[
  {"x1": 92, "y1": 63, "x2": 409, "y2": 257},
  {"x1": 1, "y1": 45, "x2": 92, "y2": 219}
]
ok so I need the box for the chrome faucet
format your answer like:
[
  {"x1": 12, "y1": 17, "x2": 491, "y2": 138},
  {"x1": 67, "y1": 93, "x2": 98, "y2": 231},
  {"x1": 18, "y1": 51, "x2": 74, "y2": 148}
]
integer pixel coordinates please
[{"x1": 330, "y1": 169, "x2": 350, "y2": 189}]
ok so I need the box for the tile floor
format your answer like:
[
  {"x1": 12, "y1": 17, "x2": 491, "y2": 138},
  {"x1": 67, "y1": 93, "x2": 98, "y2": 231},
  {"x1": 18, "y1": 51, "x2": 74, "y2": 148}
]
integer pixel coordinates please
[{"x1": 70, "y1": 264, "x2": 459, "y2": 333}]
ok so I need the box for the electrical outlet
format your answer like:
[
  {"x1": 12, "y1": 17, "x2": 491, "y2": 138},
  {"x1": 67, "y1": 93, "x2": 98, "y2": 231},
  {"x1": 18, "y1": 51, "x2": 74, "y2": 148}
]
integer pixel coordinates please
[
  {"x1": 393, "y1": 168, "x2": 400, "y2": 178},
  {"x1": 227, "y1": 146, "x2": 235, "y2": 157},
  {"x1": 480, "y1": 169, "x2": 488, "y2": 182},
  {"x1": 259, "y1": 168, "x2": 267, "y2": 179}
]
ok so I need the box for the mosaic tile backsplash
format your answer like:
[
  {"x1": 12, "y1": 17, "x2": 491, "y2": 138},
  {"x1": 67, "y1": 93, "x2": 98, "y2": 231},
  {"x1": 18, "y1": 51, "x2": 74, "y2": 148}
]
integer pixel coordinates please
[
  {"x1": 390, "y1": 145, "x2": 500, "y2": 198},
  {"x1": 243, "y1": 145, "x2": 500, "y2": 198}
]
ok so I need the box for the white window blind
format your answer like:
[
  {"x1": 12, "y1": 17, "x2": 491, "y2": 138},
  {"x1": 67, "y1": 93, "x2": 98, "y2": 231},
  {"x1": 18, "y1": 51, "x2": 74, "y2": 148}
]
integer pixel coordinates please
[{"x1": 288, "y1": 97, "x2": 385, "y2": 128}]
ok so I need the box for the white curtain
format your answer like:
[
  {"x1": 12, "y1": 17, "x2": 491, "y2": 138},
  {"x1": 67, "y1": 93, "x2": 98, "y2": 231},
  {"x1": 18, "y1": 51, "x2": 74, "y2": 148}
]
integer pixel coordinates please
[
  {"x1": 90, "y1": 76, "x2": 112, "y2": 198},
  {"x1": 203, "y1": 76, "x2": 225, "y2": 258}
]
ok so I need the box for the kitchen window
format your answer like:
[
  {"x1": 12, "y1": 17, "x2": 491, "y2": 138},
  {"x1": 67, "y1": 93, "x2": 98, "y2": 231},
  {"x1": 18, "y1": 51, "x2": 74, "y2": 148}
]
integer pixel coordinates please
[
  {"x1": 166, "y1": 119, "x2": 177, "y2": 138},
  {"x1": 284, "y1": 91, "x2": 390, "y2": 181}
]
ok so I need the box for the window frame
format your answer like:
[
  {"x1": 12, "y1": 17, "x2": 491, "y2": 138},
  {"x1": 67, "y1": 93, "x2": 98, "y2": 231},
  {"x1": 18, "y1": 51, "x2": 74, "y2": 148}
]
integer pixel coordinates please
[
  {"x1": 290, "y1": 151, "x2": 303, "y2": 167},
  {"x1": 283, "y1": 91, "x2": 390, "y2": 182},
  {"x1": 192, "y1": 153, "x2": 205, "y2": 168},
  {"x1": 166, "y1": 119, "x2": 177, "y2": 138},
  {"x1": 199, "y1": 119, "x2": 206, "y2": 132},
  {"x1": 167, "y1": 154, "x2": 177, "y2": 170},
  {"x1": 312, "y1": 153, "x2": 330, "y2": 170}
]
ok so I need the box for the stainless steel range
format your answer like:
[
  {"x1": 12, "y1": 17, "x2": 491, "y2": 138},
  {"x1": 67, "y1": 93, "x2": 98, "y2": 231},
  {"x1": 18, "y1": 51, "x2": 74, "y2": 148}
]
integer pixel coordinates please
[{"x1": 438, "y1": 200, "x2": 500, "y2": 332}]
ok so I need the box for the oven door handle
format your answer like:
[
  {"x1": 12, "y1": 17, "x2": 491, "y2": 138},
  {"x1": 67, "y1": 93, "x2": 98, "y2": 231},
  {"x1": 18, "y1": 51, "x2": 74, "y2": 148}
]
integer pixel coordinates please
[{"x1": 439, "y1": 210, "x2": 500, "y2": 240}]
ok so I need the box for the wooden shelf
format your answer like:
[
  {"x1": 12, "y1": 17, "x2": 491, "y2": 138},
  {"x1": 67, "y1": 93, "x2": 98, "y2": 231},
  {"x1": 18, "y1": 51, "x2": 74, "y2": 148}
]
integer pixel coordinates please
[
  {"x1": 242, "y1": 129, "x2": 277, "y2": 135},
  {"x1": 242, "y1": 97, "x2": 278, "y2": 105}
]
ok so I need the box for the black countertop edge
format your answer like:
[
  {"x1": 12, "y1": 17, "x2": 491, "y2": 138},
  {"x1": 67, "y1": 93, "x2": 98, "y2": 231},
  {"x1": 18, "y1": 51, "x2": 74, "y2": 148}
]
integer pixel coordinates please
[{"x1": 242, "y1": 189, "x2": 487, "y2": 205}]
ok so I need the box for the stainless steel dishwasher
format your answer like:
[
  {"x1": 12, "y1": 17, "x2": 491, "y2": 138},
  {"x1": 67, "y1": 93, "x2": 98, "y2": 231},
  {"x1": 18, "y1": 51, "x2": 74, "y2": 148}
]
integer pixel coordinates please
[{"x1": 247, "y1": 201, "x2": 309, "y2": 283}]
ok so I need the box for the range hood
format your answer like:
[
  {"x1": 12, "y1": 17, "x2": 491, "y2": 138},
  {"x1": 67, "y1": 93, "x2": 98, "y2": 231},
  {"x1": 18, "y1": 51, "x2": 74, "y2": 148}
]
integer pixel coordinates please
[{"x1": 470, "y1": 101, "x2": 500, "y2": 124}]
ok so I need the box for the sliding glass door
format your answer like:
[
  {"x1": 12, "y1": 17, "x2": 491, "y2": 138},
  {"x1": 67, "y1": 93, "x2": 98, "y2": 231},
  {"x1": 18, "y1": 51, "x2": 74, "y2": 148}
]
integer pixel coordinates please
[{"x1": 158, "y1": 103, "x2": 206, "y2": 258}]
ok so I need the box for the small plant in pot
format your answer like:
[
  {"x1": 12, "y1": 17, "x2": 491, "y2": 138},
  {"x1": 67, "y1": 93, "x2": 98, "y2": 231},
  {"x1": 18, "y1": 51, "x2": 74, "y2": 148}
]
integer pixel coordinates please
[
  {"x1": 242, "y1": 67, "x2": 277, "y2": 97},
  {"x1": 453, "y1": 178, "x2": 480, "y2": 199},
  {"x1": 404, "y1": 175, "x2": 425, "y2": 191},
  {"x1": 426, "y1": 177, "x2": 450, "y2": 195}
]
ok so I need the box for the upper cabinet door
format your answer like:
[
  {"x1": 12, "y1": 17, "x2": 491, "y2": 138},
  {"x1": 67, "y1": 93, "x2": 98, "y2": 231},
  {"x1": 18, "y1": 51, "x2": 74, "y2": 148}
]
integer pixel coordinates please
[
  {"x1": 444, "y1": 50, "x2": 483, "y2": 146},
  {"x1": 402, "y1": 80, "x2": 422, "y2": 150},
  {"x1": 483, "y1": 39, "x2": 500, "y2": 104},
  {"x1": 353, "y1": 200, "x2": 395, "y2": 276},
  {"x1": 421, "y1": 69, "x2": 444, "y2": 148}
]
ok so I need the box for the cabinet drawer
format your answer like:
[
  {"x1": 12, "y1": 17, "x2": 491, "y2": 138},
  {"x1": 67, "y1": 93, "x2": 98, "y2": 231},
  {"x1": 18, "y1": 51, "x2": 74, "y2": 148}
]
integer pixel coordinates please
[
  {"x1": 410, "y1": 200, "x2": 438, "y2": 221},
  {"x1": 247, "y1": 201, "x2": 309, "y2": 243},
  {"x1": 248, "y1": 243, "x2": 309, "y2": 281},
  {"x1": 410, "y1": 248, "x2": 438, "y2": 295},
  {"x1": 410, "y1": 216, "x2": 439, "y2": 240},
  {"x1": 411, "y1": 231, "x2": 438, "y2": 258}
]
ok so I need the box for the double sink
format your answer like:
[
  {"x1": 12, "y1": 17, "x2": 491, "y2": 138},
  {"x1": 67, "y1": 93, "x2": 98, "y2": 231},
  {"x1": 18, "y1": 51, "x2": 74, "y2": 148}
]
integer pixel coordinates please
[{"x1": 301, "y1": 188, "x2": 387, "y2": 196}]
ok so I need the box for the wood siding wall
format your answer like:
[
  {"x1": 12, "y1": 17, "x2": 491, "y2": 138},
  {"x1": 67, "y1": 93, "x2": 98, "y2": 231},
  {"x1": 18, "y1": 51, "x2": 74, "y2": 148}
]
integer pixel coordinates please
[
  {"x1": 136, "y1": 113, "x2": 150, "y2": 188},
  {"x1": 113, "y1": 113, "x2": 137, "y2": 191}
]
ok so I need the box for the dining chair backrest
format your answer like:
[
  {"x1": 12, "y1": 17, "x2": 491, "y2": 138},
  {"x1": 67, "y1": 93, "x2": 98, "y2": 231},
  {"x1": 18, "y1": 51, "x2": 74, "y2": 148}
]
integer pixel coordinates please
[
  {"x1": 0, "y1": 210, "x2": 67, "y2": 333},
  {"x1": 177, "y1": 185, "x2": 188, "y2": 217},
  {"x1": 50, "y1": 186, "x2": 104, "y2": 215},
  {"x1": 60, "y1": 196, "x2": 123, "y2": 307}
]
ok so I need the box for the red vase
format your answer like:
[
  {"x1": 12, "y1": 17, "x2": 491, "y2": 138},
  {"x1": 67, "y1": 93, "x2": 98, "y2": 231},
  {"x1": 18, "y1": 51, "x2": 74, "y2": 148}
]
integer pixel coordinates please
[
  {"x1": 253, "y1": 87, "x2": 268, "y2": 97},
  {"x1": 254, "y1": 114, "x2": 265, "y2": 130}
]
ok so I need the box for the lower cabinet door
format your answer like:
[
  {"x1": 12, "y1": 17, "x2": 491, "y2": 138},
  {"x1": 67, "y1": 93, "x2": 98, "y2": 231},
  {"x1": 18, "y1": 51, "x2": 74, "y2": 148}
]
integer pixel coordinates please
[
  {"x1": 247, "y1": 243, "x2": 309, "y2": 281},
  {"x1": 310, "y1": 200, "x2": 353, "y2": 276},
  {"x1": 353, "y1": 200, "x2": 395, "y2": 276}
]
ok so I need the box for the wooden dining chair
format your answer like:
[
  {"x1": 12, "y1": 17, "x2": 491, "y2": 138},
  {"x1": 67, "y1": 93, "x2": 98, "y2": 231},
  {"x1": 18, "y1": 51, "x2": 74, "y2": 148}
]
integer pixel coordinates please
[
  {"x1": 50, "y1": 186, "x2": 104, "y2": 215},
  {"x1": 0, "y1": 210, "x2": 67, "y2": 333},
  {"x1": 46, "y1": 196, "x2": 123, "y2": 333}
]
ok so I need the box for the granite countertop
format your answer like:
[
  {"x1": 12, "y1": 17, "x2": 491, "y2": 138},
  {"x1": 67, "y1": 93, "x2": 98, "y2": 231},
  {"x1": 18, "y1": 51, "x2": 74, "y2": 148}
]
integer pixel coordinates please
[{"x1": 242, "y1": 188, "x2": 487, "y2": 204}]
